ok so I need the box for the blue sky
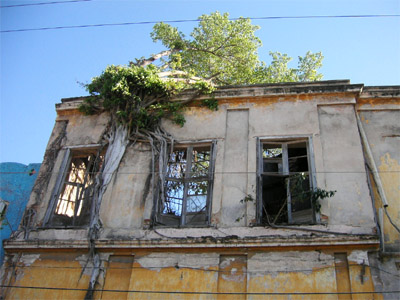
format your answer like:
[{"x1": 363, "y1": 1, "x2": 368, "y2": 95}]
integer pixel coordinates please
[{"x1": 1, "y1": 0, "x2": 399, "y2": 164}]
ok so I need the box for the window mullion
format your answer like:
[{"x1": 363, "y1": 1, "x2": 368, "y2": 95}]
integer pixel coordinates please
[
  {"x1": 282, "y1": 143, "x2": 293, "y2": 223},
  {"x1": 282, "y1": 143, "x2": 289, "y2": 175},
  {"x1": 256, "y1": 138, "x2": 262, "y2": 224},
  {"x1": 181, "y1": 146, "x2": 193, "y2": 226},
  {"x1": 306, "y1": 139, "x2": 317, "y2": 223},
  {"x1": 206, "y1": 140, "x2": 216, "y2": 225}
]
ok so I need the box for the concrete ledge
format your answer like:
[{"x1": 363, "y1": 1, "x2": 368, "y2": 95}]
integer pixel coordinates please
[
  {"x1": 56, "y1": 80, "x2": 367, "y2": 113},
  {"x1": 360, "y1": 86, "x2": 400, "y2": 98},
  {"x1": 4, "y1": 227, "x2": 379, "y2": 251}
]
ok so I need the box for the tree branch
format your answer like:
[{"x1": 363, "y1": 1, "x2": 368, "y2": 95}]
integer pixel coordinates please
[{"x1": 133, "y1": 49, "x2": 178, "y2": 67}]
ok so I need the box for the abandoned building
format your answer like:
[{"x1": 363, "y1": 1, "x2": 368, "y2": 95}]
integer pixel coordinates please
[{"x1": 1, "y1": 80, "x2": 399, "y2": 299}]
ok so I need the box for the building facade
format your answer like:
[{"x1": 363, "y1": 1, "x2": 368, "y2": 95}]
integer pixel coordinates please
[
  {"x1": 1, "y1": 80, "x2": 399, "y2": 299},
  {"x1": 0, "y1": 162, "x2": 41, "y2": 265}
]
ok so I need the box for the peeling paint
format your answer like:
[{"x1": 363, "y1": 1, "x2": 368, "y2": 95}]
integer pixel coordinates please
[
  {"x1": 135, "y1": 252, "x2": 219, "y2": 272},
  {"x1": 348, "y1": 250, "x2": 369, "y2": 265},
  {"x1": 248, "y1": 251, "x2": 335, "y2": 277},
  {"x1": 19, "y1": 254, "x2": 40, "y2": 266},
  {"x1": 378, "y1": 152, "x2": 400, "y2": 247}
]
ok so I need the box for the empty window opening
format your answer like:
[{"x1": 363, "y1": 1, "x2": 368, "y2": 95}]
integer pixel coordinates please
[
  {"x1": 48, "y1": 149, "x2": 104, "y2": 227},
  {"x1": 157, "y1": 143, "x2": 215, "y2": 227},
  {"x1": 258, "y1": 139, "x2": 314, "y2": 225}
]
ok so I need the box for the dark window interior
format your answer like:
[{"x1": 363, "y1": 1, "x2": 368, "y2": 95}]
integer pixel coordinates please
[{"x1": 261, "y1": 140, "x2": 313, "y2": 225}]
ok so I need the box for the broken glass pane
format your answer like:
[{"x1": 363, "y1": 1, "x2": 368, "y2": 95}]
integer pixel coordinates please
[
  {"x1": 164, "y1": 180, "x2": 184, "y2": 216},
  {"x1": 167, "y1": 150, "x2": 187, "y2": 179},
  {"x1": 190, "y1": 147, "x2": 210, "y2": 178}
]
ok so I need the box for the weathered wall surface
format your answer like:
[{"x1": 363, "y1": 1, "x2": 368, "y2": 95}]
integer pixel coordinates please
[
  {"x1": 317, "y1": 105, "x2": 374, "y2": 227},
  {"x1": 58, "y1": 110, "x2": 109, "y2": 147},
  {"x1": 368, "y1": 252, "x2": 400, "y2": 300},
  {"x1": 4, "y1": 81, "x2": 398, "y2": 299},
  {"x1": 2, "y1": 249, "x2": 380, "y2": 299},
  {"x1": 100, "y1": 143, "x2": 153, "y2": 230},
  {"x1": 2, "y1": 252, "x2": 91, "y2": 299},
  {"x1": 358, "y1": 109, "x2": 400, "y2": 251},
  {"x1": 26, "y1": 89, "x2": 379, "y2": 234},
  {"x1": 0, "y1": 162, "x2": 41, "y2": 264}
]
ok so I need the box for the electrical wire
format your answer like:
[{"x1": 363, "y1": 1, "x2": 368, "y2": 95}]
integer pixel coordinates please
[
  {"x1": 1, "y1": 14, "x2": 399, "y2": 33},
  {"x1": 0, "y1": 170, "x2": 398, "y2": 175},
  {"x1": 0, "y1": 0, "x2": 92, "y2": 8},
  {"x1": 1, "y1": 285, "x2": 399, "y2": 295}
]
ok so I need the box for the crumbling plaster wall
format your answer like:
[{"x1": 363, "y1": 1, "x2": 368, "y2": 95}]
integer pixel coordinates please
[
  {"x1": 32, "y1": 112, "x2": 110, "y2": 227},
  {"x1": 317, "y1": 104, "x2": 374, "y2": 227},
  {"x1": 32, "y1": 93, "x2": 376, "y2": 234},
  {"x1": 358, "y1": 108, "x2": 400, "y2": 251},
  {"x1": 165, "y1": 95, "x2": 375, "y2": 229},
  {"x1": 3, "y1": 249, "x2": 377, "y2": 299}
]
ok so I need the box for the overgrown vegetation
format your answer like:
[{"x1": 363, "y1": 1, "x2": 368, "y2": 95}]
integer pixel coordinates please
[
  {"x1": 77, "y1": 12, "x2": 325, "y2": 298},
  {"x1": 79, "y1": 64, "x2": 215, "y2": 132},
  {"x1": 289, "y1": 173, "x2": 336, "y2": 214},
  {"x1": 80, "y1": 11, "x2": 324, "y2": 133}
]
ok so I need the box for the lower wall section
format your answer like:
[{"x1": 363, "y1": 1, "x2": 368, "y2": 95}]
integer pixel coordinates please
[{"x1": 1, "y1": 249, "x2": 388, "y2": 299}]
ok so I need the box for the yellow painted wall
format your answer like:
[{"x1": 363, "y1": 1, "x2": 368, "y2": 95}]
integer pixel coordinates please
[
  {"x1": 3, "y1": 253, "x2": 90, "y2": 300},
  {"x1": 2, "y1": 250, "x2": 381, "y2": 300},
  {"x1": 378, "y1": 153, "x2": 400, "y2": 248}
]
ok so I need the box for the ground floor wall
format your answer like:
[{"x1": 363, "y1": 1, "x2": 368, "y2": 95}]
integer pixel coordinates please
[{"x1": 2, "y1": 247, "x2": 393, "y2": 299}]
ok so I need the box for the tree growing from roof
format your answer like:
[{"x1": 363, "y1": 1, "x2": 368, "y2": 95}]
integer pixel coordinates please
[
  {"x1": 81, "y1": 11, "x2": 324, "y2": 133},
  {"x1": 135, "y1": 11, "x2": 323, "y2": 86},
  {"x1": 78, "y1": 13, "x2": 324, "y2": 297}
]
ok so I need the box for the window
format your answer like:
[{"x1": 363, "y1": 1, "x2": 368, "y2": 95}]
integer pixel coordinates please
[
  {"x1": 257, "y1": 138, "x2": 316, "y2": 225},
  {"x1": 45, "y1": 147, "x2": 104, "y2": 227},
  {"x1": 156, "y1": 142, "x2": 216, "y2": 227}
]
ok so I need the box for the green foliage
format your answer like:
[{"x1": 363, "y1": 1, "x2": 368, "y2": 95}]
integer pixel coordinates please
[
  {"x1": 151, "y1": 12, "x2": 262, "y2": 85},
  {"x1": 202, "y1": 99, "x2": 219, "y2": 111},
  {"x1": 251, "y1": 51, "x2": 324, "y2": 84},
  {"x1": 150, "y1": 12, "x2": 323, "y2": 85},
  {"x1": 290, "y1": 173, "x2": 336, "y2": 213},
  {"x1": 311, "y1": 187, "x2": 336, "y2": 213},
  {"x1": 80, "y1": 64, "x2": 216, "y2": 131},
  {"x1": 80, "y1": 11, "x2": 325, "y2": 134}
]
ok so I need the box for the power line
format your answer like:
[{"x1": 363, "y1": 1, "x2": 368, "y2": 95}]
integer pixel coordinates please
[
  {"x1": 0, "y1": 170, "x2": 399, "y2": 175},
  {"x1": 1, "y1": 285, "x2": 399, "y2": 295},
  {"x1": 1, "y1": 14, "x2": 399, "y2": 33},
  {"x1": 0, "y1": 0, "x2": 92, "y2": 8}
]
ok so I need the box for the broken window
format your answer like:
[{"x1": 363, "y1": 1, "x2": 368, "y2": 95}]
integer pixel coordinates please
[
  {"x1": 156, "y1": 142, "x2": 216, "y2": 227},
  {"x1": 45, "y1": 148, "x2": 104, "y2": 227},
  {"x1": 257, "y1": 138, "x2": 316, "y2": 225}
]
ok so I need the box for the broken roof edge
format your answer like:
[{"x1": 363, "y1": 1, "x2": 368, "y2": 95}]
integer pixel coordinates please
[
  {"x1": 175, "y1": 79, "x2": 364, "y2": 100},
  {"x1": 360, "y1": 85, "x2": 400, "y2": 98},
  {"x1": 56, "y1": 80, "x2": 400, "y2": 111}
]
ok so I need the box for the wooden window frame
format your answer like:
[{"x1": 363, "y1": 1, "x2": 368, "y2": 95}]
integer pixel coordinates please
[
  {"x1": 44, "y1": 145, "x2": 104, "y2": 228},
  {"x1": 256, "y1": 136, "x2": 318, "y2": 225},
  {"x1": 155, "y1": 141, "x2": 217, "y2": 227}
]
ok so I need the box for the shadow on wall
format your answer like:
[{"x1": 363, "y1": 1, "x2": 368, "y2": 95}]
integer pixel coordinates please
[{"x1": 0, "y1": 162, "x2": 41, "y2": 265}]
